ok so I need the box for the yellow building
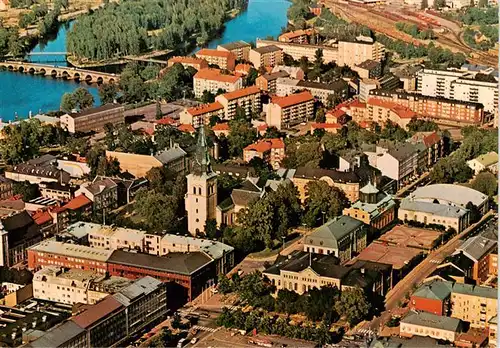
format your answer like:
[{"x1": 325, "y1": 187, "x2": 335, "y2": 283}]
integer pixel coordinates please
[
  {"x1": 193, "y1": 68, "x2": 243, "y2": 98},
  {"x1": 400, "y1": 311, "x2": 462, "y2": 343},
  {"x1": 215, "y1": 85, "x2": 261, "y2": 120},
  {"x1": 450, "y1": 283, "x2": 497, "y2": 329},
  {"x1": 489, "y1": 315, "x2": 497, "y2": 348},
  {"x1": 290, "y1": 167, "x2": 360, "y2": 203},
  {"x1": 217, "y1": 41, "x2": 251, "y2": 61},
  {"x1": 249, "y1": 45, "x2": 284, "y2": 69},
  {"x1": 343, "y1": 182, "x2": 396, "y2": 230}
]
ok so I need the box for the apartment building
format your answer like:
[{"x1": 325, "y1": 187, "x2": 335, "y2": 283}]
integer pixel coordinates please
[
  {"x1": 352, "y1": 59, "x2": 382, "y2": 79},
  {"x1": 417, "y1": 68, "x2": 499, "y2": 114},
  {"x1": 215, "y1": 85, "x2": 261, "y2": 120},
  {"x1": 32, "y1": 266, "x2": 130, "y2": 305},
  {"x1": 451, "y1": 283, "x2": 497, "y2": 328},
  {"x1": 452, "y1": 235, "x2": 498, "y2": 283},
  {"x1": 255, "y1": 71, "x2": 289, "y2": 93},
  {"x1": 60, "y1": 104, "x2": 125, "y2": 134},
  {"x1": 167, "y1": 56, "x2": 209, "y2": 70},
  {"x1": 276, "y1": 77, "x2": 348, "y2": 105},
  {"x1": 75, "y1": 177, "x2": 118, "y2": 212},
  {"x1": 243, "y1": 138, "x2": 285, "y2": 170},
  {"x1": 217, "y1": 41, "x2": 251, "y2": 61},
  {"x1": 195, "y1": 49, "x2": 236, "y2": 71},
  {"x1": 272, "y1": 65, "x2": 305, "y2": 80},
  {"x1": 336, "y1": 40, "x2": 385, "y2": 67},
  {"x1": 249, "y1": 45, "x2": 284, "y2": 69},
  {"x1": 363, "y1": 98, "x2": 417, "y2": 129},
  {"x1": 467, "y1": 151, "x2": 498, "y2": 175},
  {"x1": 264, "y1": 91, "x2": 315, "y2": 130},
  {"x1": 303, "y1": 216, "x2": 367, "y2": 263},
  {"x1": 6, "y1": 155, "x2": 71, "y2": 185},
  {"x1": 278, "y1": 29, "x2": 315, "y2": 44},
  {"x1": 179, "y1": 102, "x2": 225, "y2": 128},
  {"x1": 407, "y1": 131, "x2": 445, "y2": 167},
  {"x1": 0, "y1": 177, "x2": 12, "y2": 200},
  {"x1": 256, "y1": 39, "x2": 339, "y2": 63},
  {"x1": 290, "y1": 167, "x2": 360, "y2": 203},
  {"x1": 368, "y1": 89, "x2": 485, "y2": 127},
  {"x1": 193, "y1": 68, "x2": 243, "y2": 98}
]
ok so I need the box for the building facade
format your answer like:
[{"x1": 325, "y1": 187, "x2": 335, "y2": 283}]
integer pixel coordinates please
[
  {"x1": 193, "y1": 69, "x2": 243, "y2": 98},
  {"x1": 248, "y1": 45, "x2": 284, "y2": 69},
  {"x1": 195, "y1": 49, "x2": 236, "y2": 71},
  {"x1": 243, "y1": 138, "x2": 285, "y2": 170},
  {"x1": 60, "y1": 104, "x2": 125, "y2": 134},
  {"x1": 217, "y1": 41, "x2": 251, "y2": 61},
  {"x1": 167, "y1": 56, "x2": 209, "y2": 70},
  {"x1": 275, "y1": 78, "x2": 348, "y2": 105},
  {"x1": 265, "y1": 91, "x2": 315, "y2": 130}
]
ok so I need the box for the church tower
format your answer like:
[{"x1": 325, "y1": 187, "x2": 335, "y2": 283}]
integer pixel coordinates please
[{"x1": 185, "y1": 127, "x2": 217, "y2": 236}]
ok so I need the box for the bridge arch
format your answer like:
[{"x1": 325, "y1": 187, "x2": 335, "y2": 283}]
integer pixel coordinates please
[
  {"x1": 109, "y1": 78, "x2": 115, "y2": 84},
  {"x1": 18, "y1": 66, "x2": 24, "y2": 73},
  {"x1": 7, "y1": 65, "x2": 13, "y2": 70},
  {"x1": 62, "y1": 71, "x2": 69, "y2": 79},
  {"x1": 39, "y1": 68, "x2": 46, "y2": 76},
  {"x1": 51, "y1": 70, "x2": 57, "y2": 78},
  {"x1": 74, "y1": 72, "x2": 80, "y2": 81},
  {"x1": 96, "y1": 76, "x2": 103, "y2": 84},
  {"x1": 28, "y1": 67, "x2": 35, "y2": 74},
  {"x1": 85, "y1": 75, "x2": 92, "y2": 83}
]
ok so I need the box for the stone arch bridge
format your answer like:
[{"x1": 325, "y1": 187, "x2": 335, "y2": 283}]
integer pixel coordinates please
[{"x1": 0, "y1": 61, "x2": 119, "y2": 84}]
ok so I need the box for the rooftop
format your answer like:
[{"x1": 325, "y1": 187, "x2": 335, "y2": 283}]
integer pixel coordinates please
[
  {"x1": 400, "y1": 199, "x2": 468, "y2": 219},
  {"x1": 451, "y1": 282, "x2": 497, "y2": 299},
  {"x1": 252, "y1": 45, "x2": 282, "y2": 54},
  {"x1": 305, "y1": 216, "x2": 364, "y2": 250},
  {"x1": 409, "y1": 184, "x2": 488, "y2": 208},
  {"x1": 68, "y1": 104, "x2": 123, "y2": 119},
  {"x1": 356, "y1": 59, "x2": 381, "y2": 70},
  {"x1": 33, "y1": 266, "x2": 102, "y2": 284},
  {"x1": 27, "y1": 321, "x2": 85, "y2": 348},
  {"x1": 471, "y1": 151, "x2": 498, "y2": 167},
  {"x1": 279, "y1": 29, "x2": 315, "y2": 40},
  {"x1": 401, "y1": 311, "x2": 461, "y2": 332},
  {"x1": 194, "y1": 69, "x2": 241, "y2": 84},
  {"x1": 454, "y1": 235, "x2": 497, "y2": 262},
  {"x1": 412, "y1": 279, "x2": 453, "y2": 300},
  {"x1": 218, "y1": 40, "x2": 251, "y2": 50},
  {"x1": 186, "y1": 102, "x2": 224, "y2": 116},
  {"x1": 356, "y1": 242, "x2": 422, "y2": 270},
  {"x1": 156, "y1": 234, "x2": 234, "y2": 260},
  {"x1": 154, "y1": 145, "x2": 187, "y2": 165},
  {"x1": 113, "y1": 276, "x2": 163, "y2": 306},
  {"x1": 107, "y1": 250, "x2": 213, "y2": 275},
  {"x1": 212, "y1": 123, "x2": 230, "y2": 131},
  {"x1": 367, "y1": 98, "x2": 416, "y2": 119},
  {"x1": 72, "y1": 296, "x2": 123, "y2": 329},
  {"x1": 168, "y1": 56, "x2": 207, "y2": 65},
  {"x1": 9, "y1": 163, "x2": 70, "y2": 183},
  {"x1": 293, "y1": 166, "x2": 359, "y2": 183},
  {"x1": 178, "y1": 124, "x2": 196, "y2": 133},
  {"x1": 259, "y1": 71, "x2": 289, "y2": 81},
  {"x1": 244, "y1": 138, "x2": 285, "y2": 153},
  {"x1": 29, "y1": 239, "x2": 114, "y2": 262},
  {"x1": 377, "y1": 225, "x2": 443, "y2": 250},
  {"x1": 217, "y1": 86, "x2": 261, "y2": 101},
  {"x1": 196, "y1": 48, "x2": 235, "y2": 59}
]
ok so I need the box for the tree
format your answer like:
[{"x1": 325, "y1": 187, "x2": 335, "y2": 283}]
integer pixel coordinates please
[
  {"x1": 201, "y1": 90, "x2": 216, "y2": 103},
  {"x1": 478, "y1": 0, "x2": 488, "y2": 7},
  {"x1": 145, "y1": 166, "x2": 176, "y2": 194},
  {"x1": 134, "y1": 189, "x2": 181, "y2": 232},
  {"x1": 13, "y1": 181, "x2": 40, "y2": 201},
  {"x1": 60, "y1": 92, "x2": 76, "y2": 112},
  {"x1": 303, "y1": 286, "x2": 340, "y2": 323},
  {"x1": 433, "y1": 0, "x2": 446, "y2": 10},
  {"x1": 283, "y1": 140, "x2": 323, "y2": 168},
  {"x1": 245, "y1": 68, "x2": 258, "y2": 86},
  {"x1": 430, "y1": 156, "x2": 473, "y2": 184},
  {"x1": 236, "y1": 271, "x2": 275, "y2": 310},
  {"x1": 264, "y1": 126, "x2": 282, "y2": 139},
  {"x1": 205, "y1": 219, "x2": 218, "y2": 238},
  {"x1": 72, "y1": 87, "x2": 95, "y2": 110},
  {"x1": 227, "y1": 119, "x2": 257, "y2": 157},
  {"x1": 407, "y1": 118, "x2": 438, "y2": 132},
  {"x1": 98, "y1": 83, "x2": 118, "y2": 104},
  {"x1": 334, "y1": 288, "x2": 371, "y2": 326},
  {"x1": 466, "y1": 201, "x2": 481, "y2": 224},
  {"x1": 470, "y1": 171, "x2": 497, "y2": 197},
  {"x1": 315, "y1": 108, "x2": 326, "y2": 123},
  {"x1": 86, "y1": 146, "x2": 121, "y2": 177},
  {"x1": 421, "y1": 0, "x2": 428, "y2": 9},
  {"x1": 217, "y1": 273, "x2": 233, "y2": 294},
  {"x1": 155, "y1": 99, "x2": 162, "y2": 119},
  {"x1": 303, "y1": 181, "x2": 349, "y2": 227},
  {"x1": 275, "y1": 289, "x2": 300, "y2": 314}
]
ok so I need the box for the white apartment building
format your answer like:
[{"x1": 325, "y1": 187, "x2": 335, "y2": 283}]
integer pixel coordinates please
[
  {"x1": 275, "y1": 77, "x2": 348, "y2": 105},
  {"x1": 265, "y1": 91, "x2": 315, "y2": 130},
  {"x1": 193, "y1": 68, "x2": 243, "y2": 98},
  {"x1": 417, "y1": 68, "x2": 499, "y2": 113}
]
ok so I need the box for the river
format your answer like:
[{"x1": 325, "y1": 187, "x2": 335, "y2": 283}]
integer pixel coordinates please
[{"x1": 0, "y1": 0, "x2": 290, "y2": 121}]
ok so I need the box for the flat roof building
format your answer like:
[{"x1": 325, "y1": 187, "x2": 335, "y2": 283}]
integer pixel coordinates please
[
  {"x1": 60, "y1": 104, "x2": 125, "y2": 134},
  {"x1": 400, "y1": 311, "x2": 462, "y2": 342}
]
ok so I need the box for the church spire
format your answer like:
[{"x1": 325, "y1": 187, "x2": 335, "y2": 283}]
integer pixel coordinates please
[{"x1": 193, "y1": 126, "x2": 211, "y2": 175}]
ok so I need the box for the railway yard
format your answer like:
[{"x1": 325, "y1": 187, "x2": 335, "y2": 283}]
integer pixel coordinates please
[{"x1": 321, "y1": 0, "x2": 498, "y2": 67}]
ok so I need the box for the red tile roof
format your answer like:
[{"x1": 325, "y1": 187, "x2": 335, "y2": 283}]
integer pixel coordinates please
[
  {"x1": 196, "y1": 49, "x2": 234, "y2": 59},
  {"x1": 212, "y1": 123, "x2": 230, "y2": 131},
  {"x1": 279, "y1": 29, "x2": 315, "y2": 40},
  {"x1": 348, "y1": 100, "x2": 367, "y2": 108},
  {"x1": 168, "y1": 56, "x2": 207, "y2": 65},
  {"x1": 326, "y1": 109, "x2": 346, "y2": 119},
  {"x1": 272, "y1": 91, "x2": 314, "y2": 108},
  {"x1": 359, "y1": 121, "x2": 373, "y2": 129},
  {"x1": 257, "y1": 124, "x2": 268, "y2": 131},
  {"x1": 235, "y1": 64, "x2": 253, "y2": 74},
  {"x1": 244, "y1": 138, "x2": 285, "y2": 153},
  {"x1": 32, "y1": 210, "x2": 52, "y2": 225},
  {"x1": 64, "y1": 194, "x2": 92, "y2": 210},
  {"x1": 155, "y1": 117, "x2": 177, "y2": 125},
  {"x1": 187, "y1": 102, "x2": 224, "y2": 117},
  {"x1": 423, "y1": 132, "x2": 441, "y2": 147},
  {"x1": 178, "y1": 124, "x2": 196, "y2": 133},
  {"x1": 219, "y1": 86, "x2": 260, "y2": 101},
  {"x1": 72, "y1": 296, "x2": 123, "y2": 329},
  {"x1": 311, "y1": 122, "x2": 342, "y2": 129},
  {"x1": 194, "y1": 69, "x2": 241, "y2": 84}
]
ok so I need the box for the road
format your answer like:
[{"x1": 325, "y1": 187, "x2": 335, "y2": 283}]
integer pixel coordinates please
[{"x1": 365, "y1": 210, "x2": 494, "y2": 332}]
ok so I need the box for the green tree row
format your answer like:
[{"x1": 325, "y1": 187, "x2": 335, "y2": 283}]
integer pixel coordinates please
[
  {"x1": 67, "y1": 0, "x2": 246, "y2": 60},
  {"x1": 395, "y1": 22, "x2": 435, "y2": 40}
]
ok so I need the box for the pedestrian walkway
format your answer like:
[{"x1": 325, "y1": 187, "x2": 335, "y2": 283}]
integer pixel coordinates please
[{"x1": 192, "y1": 325, "x2": 219, "y2": 333}]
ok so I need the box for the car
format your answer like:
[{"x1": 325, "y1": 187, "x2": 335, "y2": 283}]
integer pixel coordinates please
[{"x1": 190, "y1": 338, "x2": 198, "y2": 344}]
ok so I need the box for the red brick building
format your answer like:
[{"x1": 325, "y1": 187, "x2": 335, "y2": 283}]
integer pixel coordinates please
[
  {"x1": 106, "y1": 250, "x2": 216, "y2": 301},
  {"x1": 27, "y1": 240, "x2": 112, "y2": 274},
  {"x1": 410, "y1": 280, "x2": 453, "y2": 316}
]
